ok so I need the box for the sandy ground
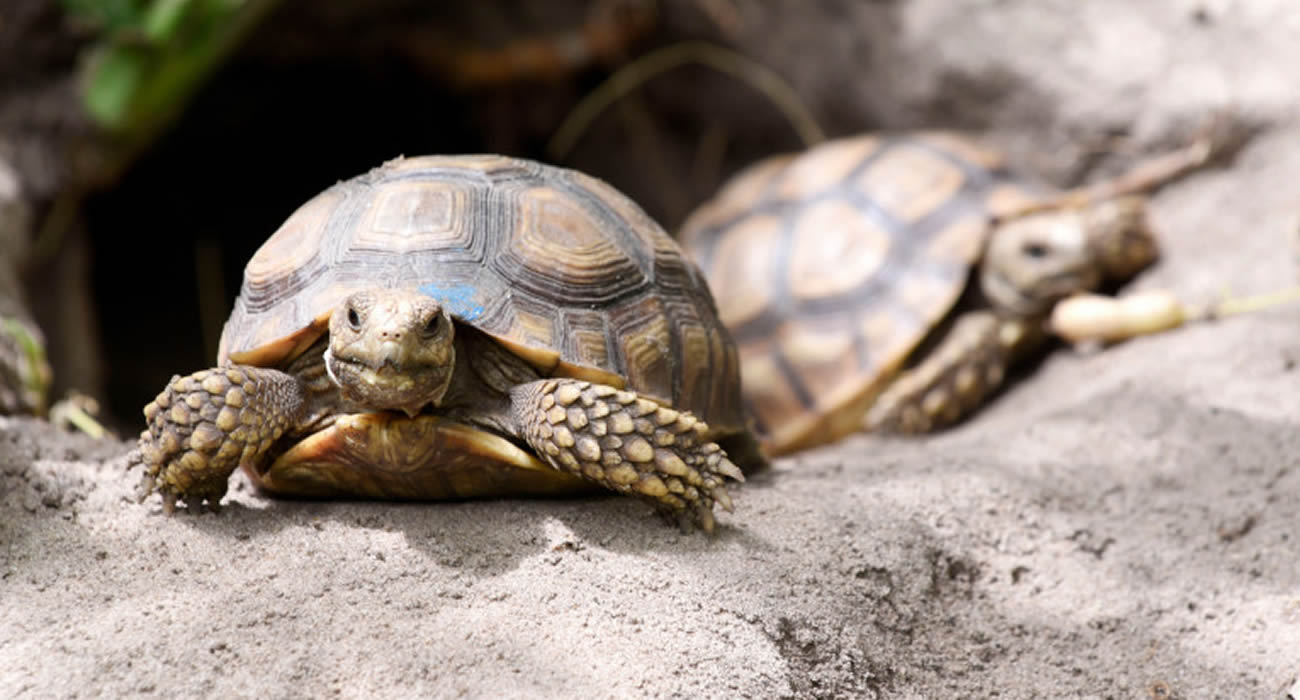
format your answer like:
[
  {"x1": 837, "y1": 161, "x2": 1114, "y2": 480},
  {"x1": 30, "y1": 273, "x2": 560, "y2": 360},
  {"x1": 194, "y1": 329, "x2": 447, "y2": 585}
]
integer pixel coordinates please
[{"x1": 5, "y1": 1, "x2": 1300, "y2": 698}]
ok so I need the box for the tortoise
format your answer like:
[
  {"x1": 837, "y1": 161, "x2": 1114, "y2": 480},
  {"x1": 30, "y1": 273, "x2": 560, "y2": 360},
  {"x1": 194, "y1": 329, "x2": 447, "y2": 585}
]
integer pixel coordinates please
[
  {"x1": 131, "y1": 154, "x2": 761, "y2": 532},
  {"x1": 678, "y1": 131, "x2": 1212, "y2": 455}
]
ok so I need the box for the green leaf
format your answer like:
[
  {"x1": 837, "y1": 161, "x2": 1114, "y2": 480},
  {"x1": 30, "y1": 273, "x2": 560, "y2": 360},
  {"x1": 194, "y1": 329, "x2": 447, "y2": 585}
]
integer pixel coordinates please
[
  {"x1": 142, "y1": 0, "x2": 193, "y2": 41},
  {"x1": 83, "y1": 46, "x2": 149, "y2": 130}
]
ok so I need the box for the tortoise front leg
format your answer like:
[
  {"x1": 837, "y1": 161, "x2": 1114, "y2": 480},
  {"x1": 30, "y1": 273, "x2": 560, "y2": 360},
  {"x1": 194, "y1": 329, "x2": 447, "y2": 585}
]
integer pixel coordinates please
[
  {"x1": 132, "y1": 366, "x2": 306, "y2": 513},
  {"x1": 511, "y1": 378, "x2": 745, "y2": 533},
  {"x1": 864, "y1": 310, "x2": 1045, "y2": 434}
]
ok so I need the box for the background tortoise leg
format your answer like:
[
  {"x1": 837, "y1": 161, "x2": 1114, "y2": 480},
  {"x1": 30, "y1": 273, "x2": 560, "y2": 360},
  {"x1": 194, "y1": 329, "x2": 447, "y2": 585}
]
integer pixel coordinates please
[
  {"x1": 865, "y1": 310, "x2": 1045, "y2": 434},
  {"x1": 133, "y1": 366, "x2": 306, "y2": 513},
  {"x1": 512, "y1": 378, "x2": 745, "y2": 533}
]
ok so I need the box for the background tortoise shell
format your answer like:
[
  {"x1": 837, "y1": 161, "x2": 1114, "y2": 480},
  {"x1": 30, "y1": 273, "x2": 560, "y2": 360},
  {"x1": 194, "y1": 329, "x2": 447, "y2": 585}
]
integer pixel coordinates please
[
  {"x1": 218, "y1": 154, "x2": 747, "y2": 442},
  {"x1": 678, "y1": 132, "x2": 1056, "y2": 453}
]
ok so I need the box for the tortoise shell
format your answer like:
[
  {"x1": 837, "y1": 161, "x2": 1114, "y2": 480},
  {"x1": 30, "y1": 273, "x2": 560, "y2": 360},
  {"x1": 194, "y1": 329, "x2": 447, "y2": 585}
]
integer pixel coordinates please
[
  {"x1": 678, "y1": 132, "x2": 1054, "y2": 454},
  {"x1": 220, "y1": 154, "x2": 747, "y2": 442}
]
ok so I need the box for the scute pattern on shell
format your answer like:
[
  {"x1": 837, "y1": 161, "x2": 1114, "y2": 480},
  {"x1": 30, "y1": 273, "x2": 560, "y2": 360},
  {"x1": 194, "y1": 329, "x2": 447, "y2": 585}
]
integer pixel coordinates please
[
  {"x1": 678, "y1": 133, "x2": 1045, "y2": 449},
  {"x1": 220, "y1": 154, "x2": 743, "y2": 431}
]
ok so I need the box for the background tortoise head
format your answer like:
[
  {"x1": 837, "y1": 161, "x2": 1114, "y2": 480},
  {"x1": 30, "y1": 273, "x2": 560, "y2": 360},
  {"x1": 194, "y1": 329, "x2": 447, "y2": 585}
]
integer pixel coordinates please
[
  {"x1": 979, "y1": 195, "x2": 1156, "y2": 317},
  {"x1": 1081, "y1": 195, "x2": 1160, "y2": 281},
  {"x1": 324, "y1": 288, "x2": 456, "y2": 416}
]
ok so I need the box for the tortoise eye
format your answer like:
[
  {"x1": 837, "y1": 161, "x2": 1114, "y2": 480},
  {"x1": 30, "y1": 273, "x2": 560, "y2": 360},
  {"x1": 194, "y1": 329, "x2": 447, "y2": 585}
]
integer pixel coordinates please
[
  {"x1": 346, "y1": 307, "x2": 361, "y2": 330},
  {"x1": 1022, "y1": 241, "x2": 1051, "y2": 259},
  {"x1": 423, "y1": 313, "x2": 442, "y2": 337}
]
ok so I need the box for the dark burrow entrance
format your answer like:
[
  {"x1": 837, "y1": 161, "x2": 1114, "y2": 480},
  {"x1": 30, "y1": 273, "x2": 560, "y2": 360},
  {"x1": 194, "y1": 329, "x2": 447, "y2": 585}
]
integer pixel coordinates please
[{"x1": 83, "y1": 1, "x2": 829, "y2": 424}]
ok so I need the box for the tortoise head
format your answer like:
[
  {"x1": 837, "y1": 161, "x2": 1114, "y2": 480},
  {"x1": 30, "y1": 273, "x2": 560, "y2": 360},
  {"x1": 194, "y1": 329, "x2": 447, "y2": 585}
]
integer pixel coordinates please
[
  {"x1": 324, "y1": 288, "x2": 456, "y2": 416},
  {"x1": 1078, "y1": 195, "x2": 1159, "y2": 282},
  {"x1": 979, "y1": 195, "x2": 1156, "y2": 317}
]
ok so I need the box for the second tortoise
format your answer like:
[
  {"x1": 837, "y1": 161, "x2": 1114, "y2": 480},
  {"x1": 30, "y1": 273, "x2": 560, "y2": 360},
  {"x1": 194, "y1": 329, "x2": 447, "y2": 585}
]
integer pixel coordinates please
[{"x1": 678, "y1": 131, "x2": 1212, "y2": 455}]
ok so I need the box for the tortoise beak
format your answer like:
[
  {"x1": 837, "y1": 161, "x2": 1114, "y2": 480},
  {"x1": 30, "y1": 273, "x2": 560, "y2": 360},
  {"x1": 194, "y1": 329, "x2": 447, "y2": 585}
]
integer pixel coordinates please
[{"x1": 378, "y1": 340, "x2": 407, "y2": 367}]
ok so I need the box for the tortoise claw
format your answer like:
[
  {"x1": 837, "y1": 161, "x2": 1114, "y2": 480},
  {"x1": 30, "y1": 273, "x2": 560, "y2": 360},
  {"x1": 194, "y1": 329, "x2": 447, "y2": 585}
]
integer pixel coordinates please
[
  {"x1": 713, "y1": 485, "x2": 734, "y2": 514},
  {"x1": 128, "y1": 448, "x2": 156, "y2": 504},
  {"x1": 668, "y1": 503, "x2": 718, "y2": 535},
  {"x1": 714, "y1": 457, "x2": 744, "y2": 483},
  {"x1": 154, "y1": 485, "x2": 224, "y2": 516},
  {"x1": 694, "y1": 503, "x2": 716, "y2": 535},
  {"x1": 135, "y1": 474, "x2": 155, "y2": 504}
]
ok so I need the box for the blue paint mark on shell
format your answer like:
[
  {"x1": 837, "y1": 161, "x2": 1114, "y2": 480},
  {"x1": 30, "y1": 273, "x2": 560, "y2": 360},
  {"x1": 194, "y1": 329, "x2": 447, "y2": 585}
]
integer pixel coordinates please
[{"x1": 418, "y1": 284, "x2": 485, "y2": 321}]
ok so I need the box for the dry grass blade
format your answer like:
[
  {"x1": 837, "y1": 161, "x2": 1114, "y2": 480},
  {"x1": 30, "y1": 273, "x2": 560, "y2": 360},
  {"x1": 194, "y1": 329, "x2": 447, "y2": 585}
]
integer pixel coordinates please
[{"x1": 548, "y1": 40, "x2": 824, "y2": 161}]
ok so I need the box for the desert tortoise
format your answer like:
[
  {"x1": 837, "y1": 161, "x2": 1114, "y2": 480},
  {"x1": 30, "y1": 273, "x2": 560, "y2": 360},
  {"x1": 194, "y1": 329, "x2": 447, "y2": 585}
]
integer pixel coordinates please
[
  {"x1": 132, "y1": 154, "x2": 761, "y2": 531},
  {"x1": 679, "y1": 131, "x2": 1209, "y2": 454}
]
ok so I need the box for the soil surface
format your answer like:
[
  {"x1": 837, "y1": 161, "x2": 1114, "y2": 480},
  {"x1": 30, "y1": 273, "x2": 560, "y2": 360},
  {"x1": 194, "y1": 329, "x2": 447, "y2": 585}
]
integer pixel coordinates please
[{"x1": 5, "y1": 1, "x2": 1300, "y2": 697}]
